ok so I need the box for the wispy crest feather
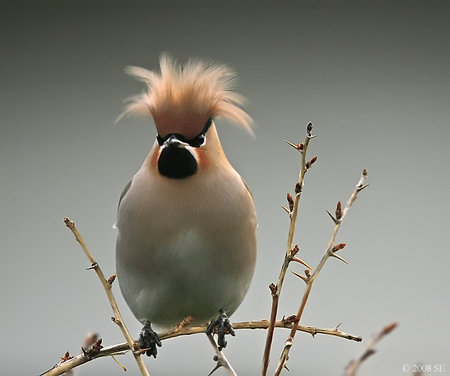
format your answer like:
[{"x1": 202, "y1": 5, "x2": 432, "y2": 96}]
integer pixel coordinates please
[{"x1": 118, "y1": 54, "x2": 253, "y2": 136}]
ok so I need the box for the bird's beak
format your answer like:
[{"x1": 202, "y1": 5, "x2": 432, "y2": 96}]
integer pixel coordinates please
[
  {"x1": 157, "y1": 134, "x2": 198, "y2": 179},
  {"x1": 163, "y1": 135, "x2": 189, "y2": 149}
]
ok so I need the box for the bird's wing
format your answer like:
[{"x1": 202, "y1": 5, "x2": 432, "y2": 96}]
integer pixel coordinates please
[
  {"x1": 117, "y1": 178, "x2": 133, "y2": 212},
  {"x1": 241, "y1": 176, "x2": 254, "y2": 199}
]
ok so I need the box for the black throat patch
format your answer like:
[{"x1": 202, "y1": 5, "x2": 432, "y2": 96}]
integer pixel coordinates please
[{"x1": 156, "y1": 119, "x2": 212, "y2": 179}]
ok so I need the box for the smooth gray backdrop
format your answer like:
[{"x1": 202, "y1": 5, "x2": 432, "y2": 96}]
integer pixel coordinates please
[{"x1": 1, "y1": 1, "x2": 449, "y2": 375}]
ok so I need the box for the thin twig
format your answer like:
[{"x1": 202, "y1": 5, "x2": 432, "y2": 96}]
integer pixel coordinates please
[
  {"x1": 261, "y1": 122, "x2": 316, "y2": 376},
  {"x1": 160, "y1": 320, "x2": 362, "y2": 342},
  {"x1": 273, "y1": 169, "x2": 369, "y2": 375},
  {"x1": 206, "y1": 333, "x2": 237, "y2": 376},
  {"x1": 345, "y1": 322, "x2": 398, "y2": 376},
  {"x1": 41, "y1": 319, "x2": 362, "y2": 376},
  {"x1": 61, "y1": 218, "x2": 149, "y2": 376}
]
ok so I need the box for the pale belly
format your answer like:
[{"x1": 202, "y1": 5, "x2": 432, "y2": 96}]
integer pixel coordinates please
[{"x1": 115, "y1": 191, "x2": 257, "y2": 330}]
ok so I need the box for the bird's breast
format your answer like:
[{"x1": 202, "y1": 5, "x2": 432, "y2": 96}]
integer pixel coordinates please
[{"x1": 115, "y1": 163, "x2": 257, "y2": 328}]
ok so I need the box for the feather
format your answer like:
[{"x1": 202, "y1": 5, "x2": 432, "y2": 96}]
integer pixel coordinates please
[{"x1": 117, "y1": 53, "x2": 253, "y2": 138}]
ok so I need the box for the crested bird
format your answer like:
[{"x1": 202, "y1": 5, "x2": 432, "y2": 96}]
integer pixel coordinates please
[{"x1": 115, "y1": 54, "x2": 257, "y2": 357}]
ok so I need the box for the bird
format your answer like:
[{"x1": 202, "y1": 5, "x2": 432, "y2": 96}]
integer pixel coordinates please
[{"x1": 115, "y1": 54, "x2": 257, "y2": 358}]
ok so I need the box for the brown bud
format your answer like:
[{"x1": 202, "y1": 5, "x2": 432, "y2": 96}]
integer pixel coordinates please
[
  {"x1": 295, "y1": 182, "x2": 302, "y2": 194},
  {"x1": 306, "y1": 122, "x2": 313, "y2": 135},
  {"x1": 305, "y1": 269, "x2": 312, "y2": 278},
  {"x1": 363, "y1": 168, "x2": 368, "y2": 176},
  {"x1": 335, "y1": 201, "x2": 342, "y2": 220},
  {"x1": 291, "y1": 244, "x2": 299, "y2": 256},
  {"x1": 60, "y1": 351, "x2": 73, "y2": 362},
  {"x1": 92, "y1": 338, "x2": 103, "y2": 352},
  {"x1": 107, "y1": 273, "x2": 116, "y2": 285},
  {"x1": 305, "y1": 161, "x2": 311, "y2": 169},
  {"x1": 332, "y1": 243, "x2": 347, "y2": 252},
  {"x1": 381, "y1": 322, "x2": 398, "y2": 335},
  {"x1": 310, "y1": 156, "x2": 317, "y2": 165},
  {"x1": 269, "y1": 283, "x2": 277, "y2": 294},
  {"x1": 284, "y1": 315, "x2": 299, "y2": 325},
  {"x1": 287, "y1": 193, "x2": 294, "y2": 212},
  {"x1": 297, "y1": 143, "x2": 304, "y2": 150}
]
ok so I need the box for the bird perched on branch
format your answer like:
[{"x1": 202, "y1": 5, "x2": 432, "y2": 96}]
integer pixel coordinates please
[{"x1": 115, "y1": 54, "x2": 257, "y2": 357}]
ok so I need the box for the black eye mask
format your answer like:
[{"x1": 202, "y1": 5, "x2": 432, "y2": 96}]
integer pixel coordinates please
[{"x1": 156, "y1": 118, "x2": 212, "y2": 148}]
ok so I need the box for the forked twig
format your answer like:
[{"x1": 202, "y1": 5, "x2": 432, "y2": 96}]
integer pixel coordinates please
[
  {"x1": 273, "y1": 169, "x2": 368, "y2": 375},
  {"x1": 206, "y1": 333, "x2": 236, "y2": 376},
  {"x1": 48, "y1": 218, "x2": 150, "y2": 376},
  {"x1": 261, "y1": 122, "x2": 316, "y2": 376}
]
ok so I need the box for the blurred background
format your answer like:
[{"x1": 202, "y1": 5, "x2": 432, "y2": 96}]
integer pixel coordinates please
[{"x1": 1, "y1": 1, "x2": 449, "y2": 375}]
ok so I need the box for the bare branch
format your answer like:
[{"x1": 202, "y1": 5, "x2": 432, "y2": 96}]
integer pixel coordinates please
[
  {"x1": 345, "y1": 322, "x2": 398, "y2": 376},
  {"x1": 60, "y1": 218, "x2": 149, "y2": 376},
  {"x1": 261, "y1": 122, "x2": 316, "y2": 376},
  {"x1": 42, "y1": 319, "x2": 361, "y2": 376},
  {"x1": 206, "y1": 332, "x2": 236, "y2": 376},
  {"x1": 273, "y1": 169, "x2": 368, "y2": 375}
]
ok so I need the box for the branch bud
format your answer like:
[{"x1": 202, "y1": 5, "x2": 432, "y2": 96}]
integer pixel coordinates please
[
  {"x1": 381, "y1": 322, "x2": 398, "y2": 335},
  {"x1": 107, "y1": 273, "x2": 116, "y2": 286},
  {"x1": 283, "y1": 315, "x2": 299, "y2": 325},
  {"x1": 287, "y1": 193, "x2": 294, "y2": 212},
  {"x1": 335, "y1": 201, "x2": 342, "y2": 220},
  {"x1": 332, "y1": 243, "x2": 347, "y2": 252},
  {"x1": 269, "y1": 283, "x2": 277, "y2": 295},
  {"x1": 357, "y1": 168, "x2": 369, "y2": 189},
  {"x1": 60, "y1": 351, "x2": 73, "y2": 362},
  {"x1": 306, "y1": 122, "x2": 313, "y2": 136},
  {"x1": 91, "y1": 339, "x2": 103, "y2": 353}
]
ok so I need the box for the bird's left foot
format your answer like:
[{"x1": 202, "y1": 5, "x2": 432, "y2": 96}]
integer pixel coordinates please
[
  {"x1": 138, "y1": 320, "x2": 162, "y2": 358},
  {"x1": 206, "y1": 309, "x2": 235, "y2": 350}
]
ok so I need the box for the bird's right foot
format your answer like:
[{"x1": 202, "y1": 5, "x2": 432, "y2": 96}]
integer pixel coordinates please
[
  {"x1": 206, "y1": 309, "x2": 235, "y2": 351},
  {"x1": 138, "y1": 321, "x2": 162, "y2": 358}
]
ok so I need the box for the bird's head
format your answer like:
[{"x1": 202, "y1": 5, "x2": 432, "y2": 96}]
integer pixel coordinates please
[{"x1": 118, "y1": 54, "x2": 253, "y2": 179}]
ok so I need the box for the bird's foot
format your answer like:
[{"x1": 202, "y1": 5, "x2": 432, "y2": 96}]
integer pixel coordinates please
[
  {"x1": 206, "y1": 309, "x2": 235, "y2": 350},
  {"x1": 138, "y1": 321, "x2": 162, "y2": 358}
]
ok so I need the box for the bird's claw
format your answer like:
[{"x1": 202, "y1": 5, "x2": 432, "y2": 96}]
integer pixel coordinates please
[
  {"x1": 138, "y1": 321, "x2": 162, "y2": 358},
  {"x1": 206, "y1": 310, "x2": 235, "y2": 350}
]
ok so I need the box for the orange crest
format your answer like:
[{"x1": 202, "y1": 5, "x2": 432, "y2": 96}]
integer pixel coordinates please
[{"x1": 119, "y1": 54, "x2": 253, "y2": 139}]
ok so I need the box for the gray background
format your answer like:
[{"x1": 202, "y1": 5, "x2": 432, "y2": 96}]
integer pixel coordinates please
[{"x1": 1, "y1": 1, "x2": 449, "y2": 375}]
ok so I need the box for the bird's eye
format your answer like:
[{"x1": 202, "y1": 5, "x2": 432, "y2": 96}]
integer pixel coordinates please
[
  {"x1": 156, "y1": 119, "x2": 211, "y2": 148},
  {"x1": 192, "y1": 134, "x2": 205, "y2": 147}
]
